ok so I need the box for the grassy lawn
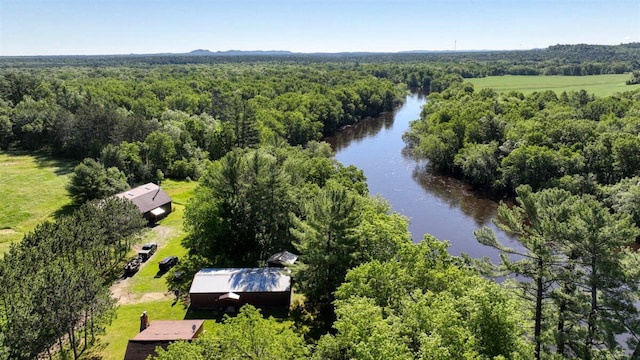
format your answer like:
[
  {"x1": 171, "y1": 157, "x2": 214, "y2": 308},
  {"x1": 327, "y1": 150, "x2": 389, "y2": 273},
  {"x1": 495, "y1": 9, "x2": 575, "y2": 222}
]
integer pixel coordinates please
[
  {"x1": 83, "y1": 179, "x2": 200, "y2": 360},
  {"x1": 80, "y1": 300, "x2": 211, "y2": 360},
  {"x1": 85, "y1": 300, "x2": 218, "y2": 360},
  {"x1": 0, "y1": 150, "x2": 203, "y2": 359},
  {"x1": 129, "y1": 231, "x2": 189, "y2": 294},
  {"x1": 467, "y1": 74, "x2": 640, "y2": 97},
  {"x1": 0, "y1": 150, "x2": 75, "y2": 251}
]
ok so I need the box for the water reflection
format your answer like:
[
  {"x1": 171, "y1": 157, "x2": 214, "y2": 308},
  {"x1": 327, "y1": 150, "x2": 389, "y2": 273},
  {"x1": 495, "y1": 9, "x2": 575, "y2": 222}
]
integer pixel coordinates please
[
  {"x1": 327, "y1": 92, "x2": 520, "y2": 261},
  {"x1": 327, "y1": 112, "x2": 395, "y2": 153},
  {"x1": 406, "y1": 153, "x2": 499, "y2": 228}
]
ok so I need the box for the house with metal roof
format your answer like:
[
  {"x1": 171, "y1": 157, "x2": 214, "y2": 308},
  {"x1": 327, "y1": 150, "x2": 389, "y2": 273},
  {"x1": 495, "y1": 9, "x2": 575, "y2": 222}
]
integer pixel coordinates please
[
  {"x1": 115, "y1": 182, "x2": 172, "y2": 223},
  {"x1": 189, "y1": 268, "x2": 292, "y2": 310},
  {"x1": 123, "y1": 319, "x2": 205, "y2": 360}
]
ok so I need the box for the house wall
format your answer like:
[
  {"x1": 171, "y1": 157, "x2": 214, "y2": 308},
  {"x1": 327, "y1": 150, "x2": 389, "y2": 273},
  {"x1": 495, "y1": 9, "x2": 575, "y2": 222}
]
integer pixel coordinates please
[
  {"x1": 143, "y1": 202, "x2": 172, "y2": 223},
  {"x1": 190, "y1": 291, "x2": 291, "y2": 309},
  {"x1": 123, "y1": 322, "x2": 203, "y2": 360},
  {"x1": 124, "y1": 341, "x2": 170, "y2": 360}
]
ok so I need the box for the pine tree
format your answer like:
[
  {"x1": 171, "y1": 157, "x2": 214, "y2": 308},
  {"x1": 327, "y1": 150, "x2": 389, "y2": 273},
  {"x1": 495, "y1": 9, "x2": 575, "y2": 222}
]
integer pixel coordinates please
[
  {"x1": 184, "y1": 148, "x2": 295, "y2": 266},
  {"x1": 292, "y1": 182, "x2": 362, "y2": 330},
  {"x1": 475, "y1": 186, "x2": 640, "y2": 358},
  {"x1": 556, "y1": 195, "x2": 639, "y2": 358},
  {"x1": 474, "y1": 185, "x2": 572, "y2": 359}
]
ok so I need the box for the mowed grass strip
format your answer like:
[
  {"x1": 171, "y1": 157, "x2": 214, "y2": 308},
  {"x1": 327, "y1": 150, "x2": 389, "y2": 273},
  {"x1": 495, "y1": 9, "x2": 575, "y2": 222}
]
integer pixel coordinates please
[
  {"x1": 0, "y1": 151, "x2": 75, "y2": 249},
  {"x1": 80, "y1": 300, "x2": 216, "y2": 360},
  {"x1": 468, "y1": 74, "x2": 640, "y2": 97}
]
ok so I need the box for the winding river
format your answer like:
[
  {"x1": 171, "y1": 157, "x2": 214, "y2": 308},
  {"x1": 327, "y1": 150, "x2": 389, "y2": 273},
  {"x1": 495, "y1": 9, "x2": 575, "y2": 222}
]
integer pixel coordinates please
[{"x1": 326, "y1": 92, "x2": 521, "y2": 261}]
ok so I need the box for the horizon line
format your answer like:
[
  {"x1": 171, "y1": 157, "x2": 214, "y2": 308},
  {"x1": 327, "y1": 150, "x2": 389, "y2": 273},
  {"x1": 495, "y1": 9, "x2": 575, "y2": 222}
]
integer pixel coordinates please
[{"x1": 4, "y1": 42, "x2": 638, "y2": 58}]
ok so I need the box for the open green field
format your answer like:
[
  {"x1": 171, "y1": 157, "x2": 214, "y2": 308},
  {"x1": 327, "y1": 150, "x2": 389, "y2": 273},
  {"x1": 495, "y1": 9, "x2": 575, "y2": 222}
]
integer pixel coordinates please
[
  {"x1": 467, "y1": 74, "x2": 640, "y2": 97},
  {"x1": 0, "y1": 151, "x2": 203, "y2": 359},
  {"x1": 0, "y1": 151, "x2": 76, "y2": 250}
]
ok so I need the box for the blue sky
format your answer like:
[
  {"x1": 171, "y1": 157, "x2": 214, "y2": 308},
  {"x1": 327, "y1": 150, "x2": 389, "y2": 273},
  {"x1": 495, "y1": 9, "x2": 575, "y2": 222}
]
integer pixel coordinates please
[{"x1": 1, "y1": 0, "x2": 638, "y2": 56}]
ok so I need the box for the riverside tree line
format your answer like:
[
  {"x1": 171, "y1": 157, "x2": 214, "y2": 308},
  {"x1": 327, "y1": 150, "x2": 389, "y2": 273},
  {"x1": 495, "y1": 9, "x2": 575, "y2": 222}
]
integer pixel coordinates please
[{"x1": 0, "y1": 44, "x2": 640, "y2": 359}]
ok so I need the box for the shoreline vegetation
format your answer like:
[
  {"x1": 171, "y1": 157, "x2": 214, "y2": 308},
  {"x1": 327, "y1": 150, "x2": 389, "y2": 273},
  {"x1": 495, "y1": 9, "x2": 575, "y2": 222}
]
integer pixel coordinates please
[
  {"x1": 1, "y1": 73, "x2": 635, "y2": 252},
  {"x1": 2, "y1": 43, "x2": 640, "y2": 359}
]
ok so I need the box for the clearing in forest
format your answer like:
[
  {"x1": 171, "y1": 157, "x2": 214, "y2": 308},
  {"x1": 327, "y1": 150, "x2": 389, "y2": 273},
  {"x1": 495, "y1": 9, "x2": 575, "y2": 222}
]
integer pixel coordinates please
[
  {"x1": 468, "y1": 74, "x2": 640, "y2": 97},
  {"x1": 0, "y1": 151, "x2": 74, "y2": 250}
]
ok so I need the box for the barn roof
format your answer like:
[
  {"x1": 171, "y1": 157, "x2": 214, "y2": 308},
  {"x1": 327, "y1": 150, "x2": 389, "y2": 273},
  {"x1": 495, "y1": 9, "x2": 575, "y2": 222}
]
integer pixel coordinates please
[
  {"x1": 189, "y1": 268, "x2": 291, "y2": 294},
  {"x1": 115, "y1": 183, "x2": 171, "y2": 213},
  {"x1": 132, "y1": 320, "x2": 205, "y2": 341},
  {"x1": 267, "y1": 251, "x2": 298, "y2": 267}
]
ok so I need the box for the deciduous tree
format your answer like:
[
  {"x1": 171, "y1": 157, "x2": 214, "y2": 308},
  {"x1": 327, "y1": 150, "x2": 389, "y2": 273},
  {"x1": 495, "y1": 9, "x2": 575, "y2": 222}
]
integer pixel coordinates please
[{"x1": 152, "y1": 305, "x2": 309, "y2": 360}]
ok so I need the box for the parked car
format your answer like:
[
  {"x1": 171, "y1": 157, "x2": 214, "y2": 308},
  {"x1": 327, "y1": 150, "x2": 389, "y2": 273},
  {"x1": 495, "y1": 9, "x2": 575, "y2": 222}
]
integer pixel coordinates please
[
  {"x1": 159, "y1": 256, "x2": 178, "y2": 272},
  {"x1": 138, "y1": 243, "x2": 157, "y2": 261},
  {"x1": 124, "y1": 256, "x2": 142, "y2": 275}
]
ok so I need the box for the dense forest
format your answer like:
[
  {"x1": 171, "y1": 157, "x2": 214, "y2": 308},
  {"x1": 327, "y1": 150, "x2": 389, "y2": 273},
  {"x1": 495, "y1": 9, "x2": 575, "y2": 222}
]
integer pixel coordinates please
[
  {"x1": 405, "y1": 84, "x2": 640, "y2": 195},
  {"x1": 1, "y1": 43, "x2": 640, "y2": 359}
]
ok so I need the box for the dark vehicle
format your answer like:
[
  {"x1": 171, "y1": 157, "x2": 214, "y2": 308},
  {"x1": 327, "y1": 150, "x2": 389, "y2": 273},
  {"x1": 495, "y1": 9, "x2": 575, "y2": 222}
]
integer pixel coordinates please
[
  {"x1": 138, "y1": 243, "x2": 157, "y2": 262},
  {"x1": 159, "y1": 256, "x2": 178, "y2": 272},
  {"x1": 124, "y1": 256, "x2": 142, "y2": 275}
]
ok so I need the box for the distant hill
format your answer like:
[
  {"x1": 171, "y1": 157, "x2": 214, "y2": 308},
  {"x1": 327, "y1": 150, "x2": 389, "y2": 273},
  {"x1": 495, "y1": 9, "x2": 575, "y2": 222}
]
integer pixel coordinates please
[
  {"x1": 188, "y1": 49, "x2": 215, "y2": 56},
  {"x1": 2, "y1": 43, "x2": 639, "y2": 69},
  {"x1": 188, "y1": 49, "x2": 293, "y2": 56}
]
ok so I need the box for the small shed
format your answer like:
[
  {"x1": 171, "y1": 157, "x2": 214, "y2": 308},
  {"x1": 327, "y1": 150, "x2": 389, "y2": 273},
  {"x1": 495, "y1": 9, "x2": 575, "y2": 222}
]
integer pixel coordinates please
[
  {"x1": 123, "y1": 319, "x2": 205, "y2": 360},
  {"x1": 115, "y1": 183, "x2": 172, "y2": 223},
  {"x1": 189, "y1": 268, "x2": 292, "y2": 310},
  {"x1": 267, "y1": 251, "x2": 298, "y2": 267}
]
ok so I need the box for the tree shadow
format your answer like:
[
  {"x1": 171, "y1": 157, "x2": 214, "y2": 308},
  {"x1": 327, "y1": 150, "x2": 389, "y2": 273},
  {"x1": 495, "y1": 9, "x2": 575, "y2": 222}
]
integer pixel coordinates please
[
  {"x1": 183, "y1": 305, "x2": 217, "y2": 320},
  {"x1": 73, "y1": 339, "x2": 107, "y2": 360},
  {"x1": 227, "y1": 268, "x2": 281, "y2": 292},
  {"x1": 1, "y1": 148, "x2": 76, "y2": 176},
  {"x1": 53, "y1": 203, "x2": 78, "y2": 219},
  {"x1": 182, "y1": 303, "x2": 288, "y2": 321},
  {"x1": 31, "y1": 151, "x2": 77, "y2": 176}
]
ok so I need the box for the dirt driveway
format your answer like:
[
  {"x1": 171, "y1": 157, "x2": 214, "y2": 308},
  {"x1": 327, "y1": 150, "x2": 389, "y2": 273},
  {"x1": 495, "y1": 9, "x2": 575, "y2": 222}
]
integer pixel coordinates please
[{"x1": 110, "y1": 225, "x2": 176, "y2": 305}]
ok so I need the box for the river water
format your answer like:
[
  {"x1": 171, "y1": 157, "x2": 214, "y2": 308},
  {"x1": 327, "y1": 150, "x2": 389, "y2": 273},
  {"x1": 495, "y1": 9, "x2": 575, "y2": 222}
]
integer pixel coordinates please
[{"x1": 326, "y1": 92, "x2": 521, "y2": 261}]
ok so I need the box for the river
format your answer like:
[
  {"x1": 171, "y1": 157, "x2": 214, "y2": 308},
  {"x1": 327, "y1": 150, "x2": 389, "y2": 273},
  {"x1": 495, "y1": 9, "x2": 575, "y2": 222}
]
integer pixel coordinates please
[{"x1": 326, "y1": 92, "x2": 522, "y2": 261}]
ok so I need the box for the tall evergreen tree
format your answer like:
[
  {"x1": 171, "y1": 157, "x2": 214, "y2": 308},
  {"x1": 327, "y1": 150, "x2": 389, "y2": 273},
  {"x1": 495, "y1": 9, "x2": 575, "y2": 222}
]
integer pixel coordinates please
[
  {"x1": 245, "y1": 149, "x2": 293, "y2": 262},
  {"x1": 67, "y1": 158, "x2": 129, "y2": 205},
  {"x1": 557, "y1": 195, "x2": 639, "y2": 359},
  {"x1": 0, "y1": 197, "x2": 143, "y2": 359},
  {"x1": 218, "y1": 91, "x2": 260, "y2": 149},
  {"x1": 474, "y1": 185, "x2": 572, "y2": 360},
  {"x1": 476, "y1": 186, "x2": 640, "y2": 358},
  {"x1": 292, "y1": 182, "x2": 362, "y2": 330},
  {"x1": 184, "y1": 148, "x2": 295, "y2": 266}
]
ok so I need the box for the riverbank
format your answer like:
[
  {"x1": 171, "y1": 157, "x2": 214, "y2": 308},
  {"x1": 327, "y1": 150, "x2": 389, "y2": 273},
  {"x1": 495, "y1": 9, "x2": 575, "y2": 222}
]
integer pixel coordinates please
[{"x1": 326, "y1": 92, "x2": 517, "y2": 261}]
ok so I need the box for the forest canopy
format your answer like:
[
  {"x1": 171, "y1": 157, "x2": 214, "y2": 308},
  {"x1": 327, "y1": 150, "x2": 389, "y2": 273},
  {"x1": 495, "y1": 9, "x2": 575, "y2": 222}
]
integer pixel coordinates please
[{"x1": 2, "y1": 43, "x2": 640, "y2": 359}]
